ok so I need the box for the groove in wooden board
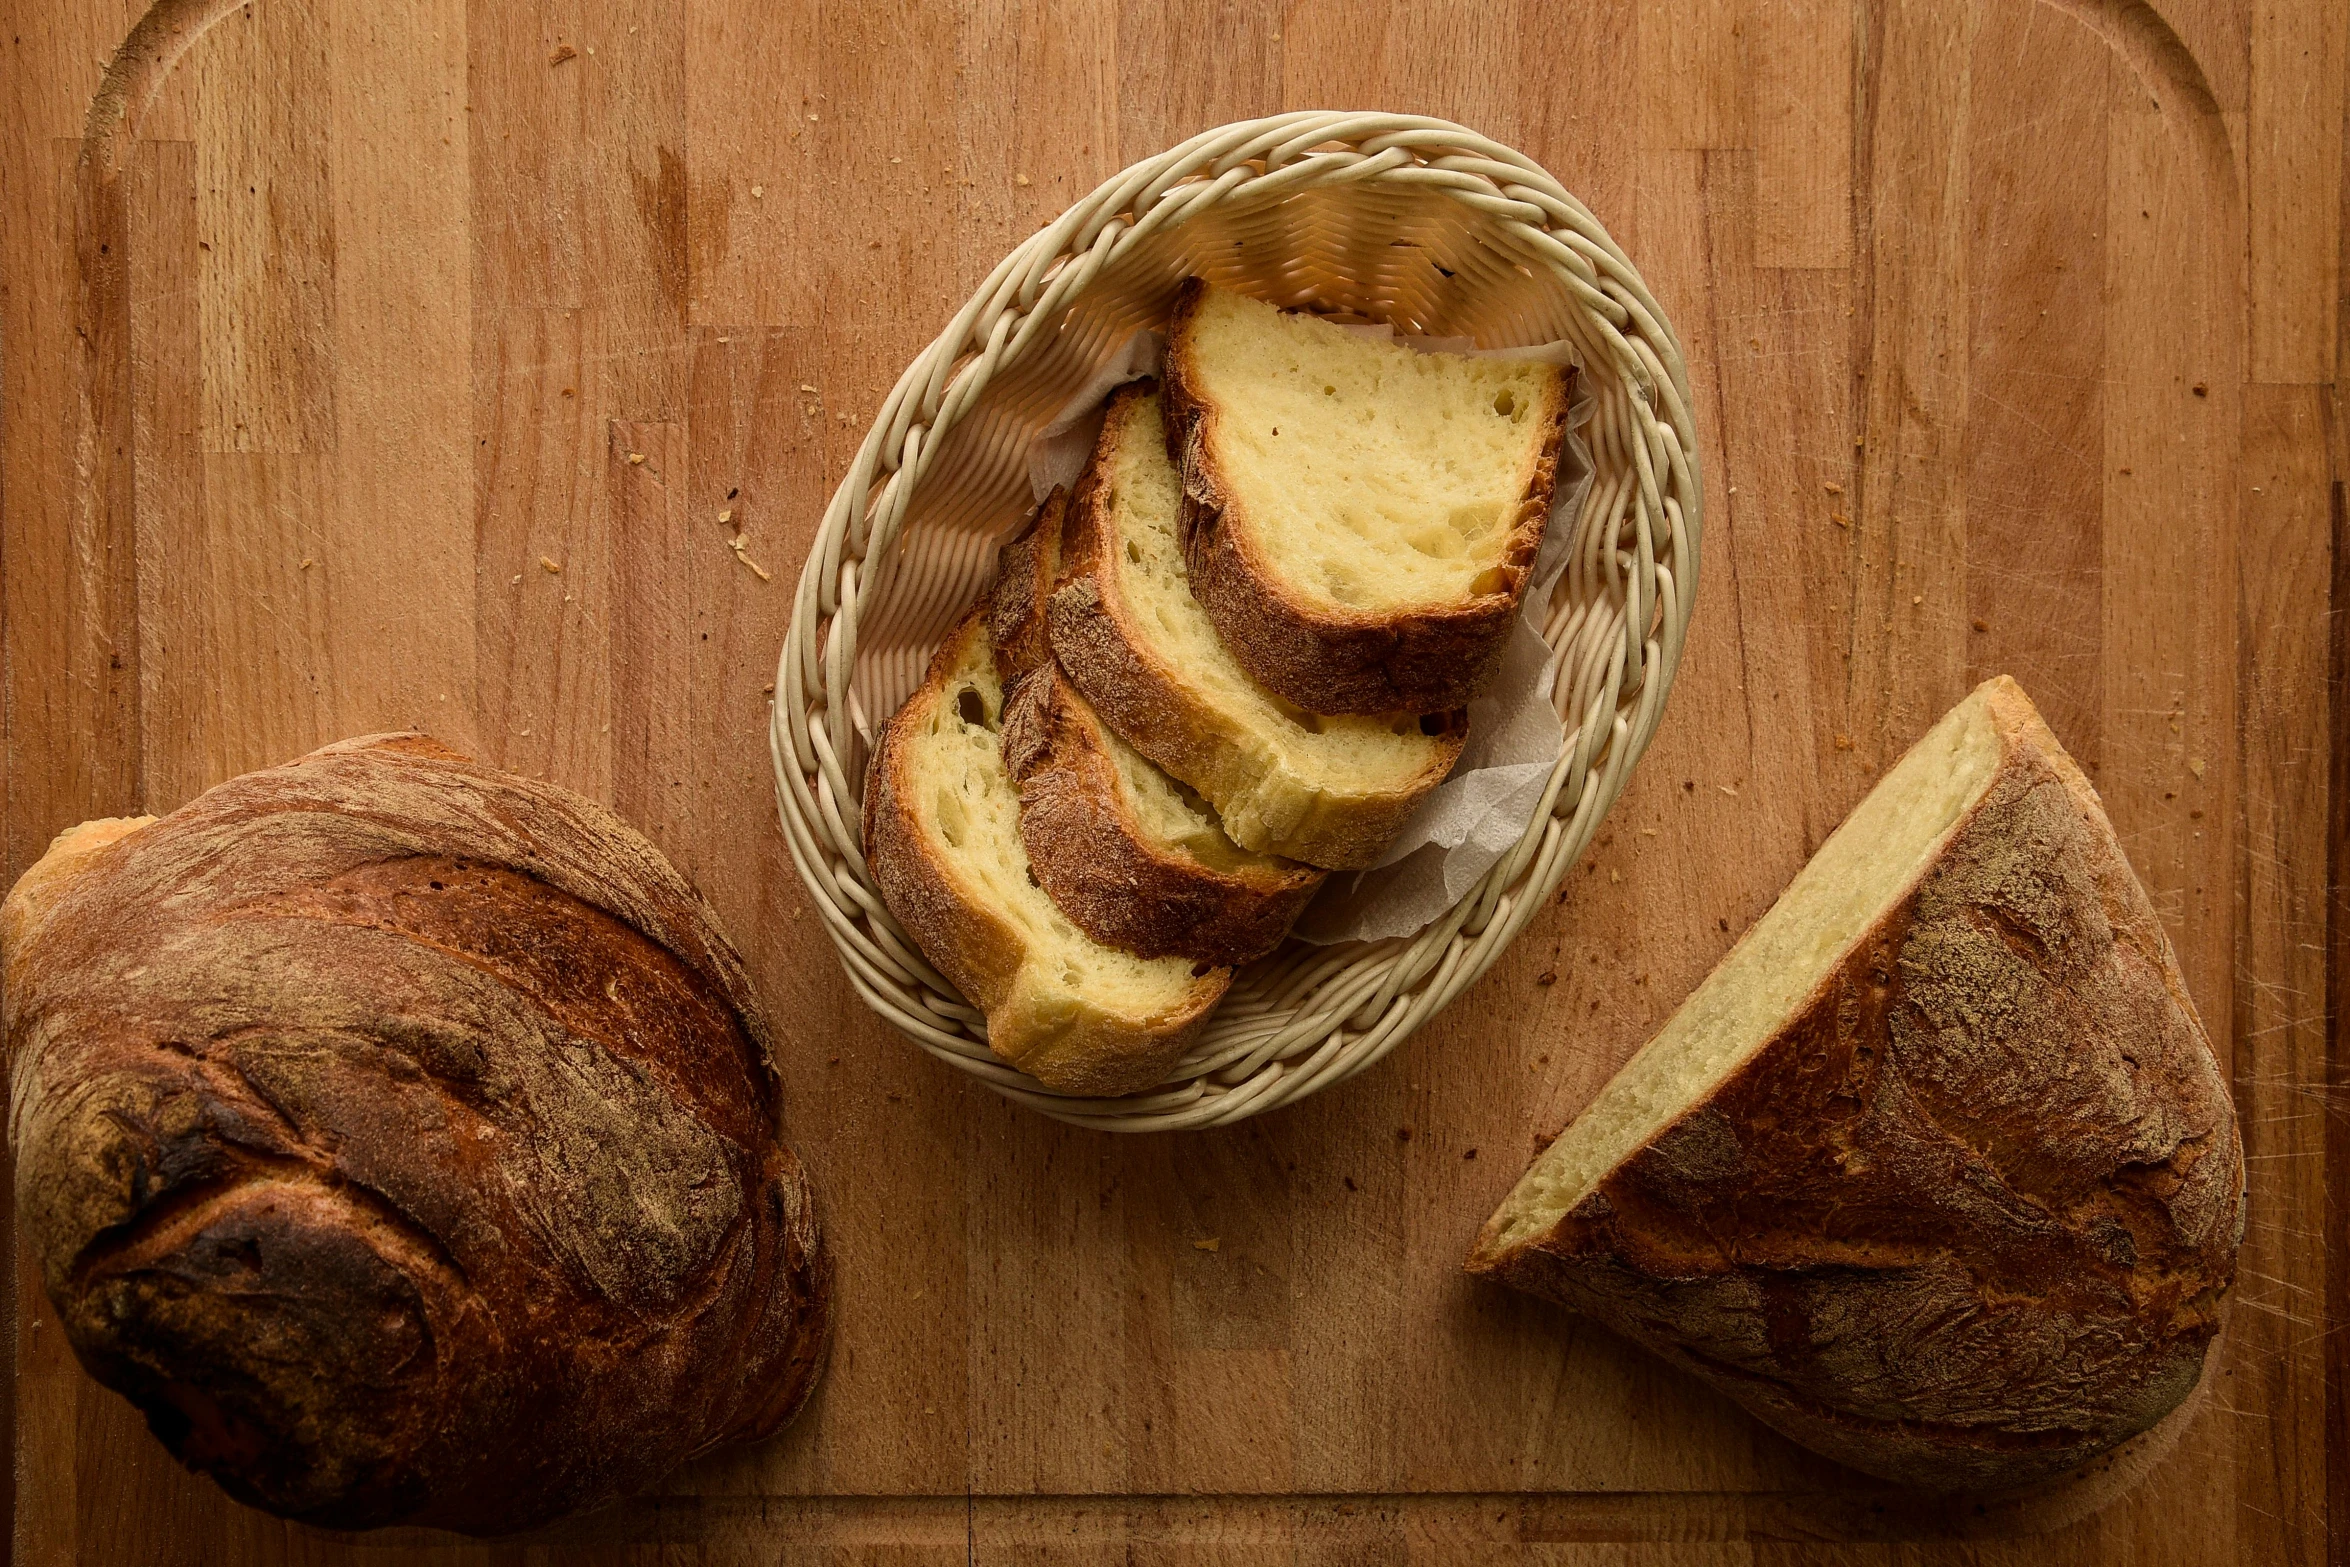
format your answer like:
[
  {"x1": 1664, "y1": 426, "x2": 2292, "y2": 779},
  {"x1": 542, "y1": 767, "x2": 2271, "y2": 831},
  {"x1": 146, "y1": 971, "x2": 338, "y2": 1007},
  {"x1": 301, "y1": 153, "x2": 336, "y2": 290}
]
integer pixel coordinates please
[
  {"x1": 2248, "y1": 0, "x2": 2346, "y2": 382},
  {"x1": 193, "y1": 0, "x2": 332, "y2": 457},
  {"x1": 1753, "y1": 0, "x2": 1855, "y2": 268},
  {"x1": 2326, "y1": 429, "x2": 2348, "y2": 1567},
  {"x1": 2158, "y1": 0, "x2": 2252, "y2": 114},
  {"x1": 2234, "y1": 383, "x2": 2334, "y2": 1563},
  {"x1": 1965, "y1": 0, "x2": 2110, "y2": 768}
]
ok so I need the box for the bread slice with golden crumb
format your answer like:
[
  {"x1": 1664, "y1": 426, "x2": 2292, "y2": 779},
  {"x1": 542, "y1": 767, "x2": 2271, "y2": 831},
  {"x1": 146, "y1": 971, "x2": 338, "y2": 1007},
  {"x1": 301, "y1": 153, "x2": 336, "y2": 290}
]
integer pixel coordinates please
[
  {"x1": 861, "y1": 606, "x2": 1227, "y2": 1096},
  {"x1": 990, "y1": 492, "x2": 1323, "y2": 965},
  {"x1": 1046, "y1": 383, "x2": 1464, "y2": 871},
  {"x1": 1162, "y1": 279, "x2": 1575, "y2": 713}
]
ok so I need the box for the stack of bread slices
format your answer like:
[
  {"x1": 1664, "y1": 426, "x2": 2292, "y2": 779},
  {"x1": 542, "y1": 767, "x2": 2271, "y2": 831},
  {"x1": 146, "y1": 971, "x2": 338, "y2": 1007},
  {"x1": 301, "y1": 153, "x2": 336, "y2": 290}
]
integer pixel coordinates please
[{"x1": 864, "y1": 281, "x2": 1579, "y2": 1095}]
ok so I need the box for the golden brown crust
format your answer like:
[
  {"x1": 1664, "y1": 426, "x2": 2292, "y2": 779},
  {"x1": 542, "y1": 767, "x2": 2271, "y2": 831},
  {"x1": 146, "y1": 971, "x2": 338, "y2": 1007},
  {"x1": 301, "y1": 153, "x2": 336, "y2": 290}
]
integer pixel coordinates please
[
  {"x1": 998, "y1": 664, "x2": 1324, "y2": 966},
  {"x1": 1161, "y1": 276, "x2": 1577, "y2": 714},
  {"x1": 1, "y1": 735, "x2": 830, "y2": 1535},
  {"x1": 1466, "y1": 679, "x2": 2243, "y2": 1492},
  {"x1": 990, "y1": 486, "x2": 1068, "y2": 684},
  {"x1": 860, "y1": 609, "x2": 1228, "y2": 1097},
  {"x1": 1047, "y1": 385, "x2": 1467, "y2": 871}
]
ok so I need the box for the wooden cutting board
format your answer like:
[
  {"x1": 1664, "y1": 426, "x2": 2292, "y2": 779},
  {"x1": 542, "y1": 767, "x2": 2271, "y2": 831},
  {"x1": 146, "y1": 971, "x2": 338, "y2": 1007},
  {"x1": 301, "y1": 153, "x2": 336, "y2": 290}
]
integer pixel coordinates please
[{"x1": 3, "y1": 0, "x2": 2342, "y2": 1561}]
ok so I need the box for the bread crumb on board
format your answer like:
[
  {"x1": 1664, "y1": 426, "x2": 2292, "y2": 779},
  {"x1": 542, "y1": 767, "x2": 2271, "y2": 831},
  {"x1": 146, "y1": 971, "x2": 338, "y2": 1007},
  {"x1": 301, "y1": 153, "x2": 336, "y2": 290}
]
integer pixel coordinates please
[
  {"x1": 1192, "y1": 1237, "x2": 1219, "y2": 1252},
  {"x1": 727, "y1": 535, "x2": 773, "y2": 581}
]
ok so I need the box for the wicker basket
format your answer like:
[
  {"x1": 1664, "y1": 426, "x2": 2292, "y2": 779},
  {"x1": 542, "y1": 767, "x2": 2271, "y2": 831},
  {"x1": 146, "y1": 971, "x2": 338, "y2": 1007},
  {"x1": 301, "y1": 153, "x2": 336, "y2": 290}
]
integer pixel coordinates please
[{"x1": 771, "y1": 111, "x2": 1701, "y2": 1132}]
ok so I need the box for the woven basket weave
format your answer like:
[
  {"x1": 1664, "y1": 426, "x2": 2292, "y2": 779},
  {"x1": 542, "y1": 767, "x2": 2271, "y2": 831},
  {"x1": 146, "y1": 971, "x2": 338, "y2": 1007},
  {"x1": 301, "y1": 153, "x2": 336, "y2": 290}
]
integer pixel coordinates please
[{"x1": 771, "y1": 111, "x2": 1701, "y2": 1132}]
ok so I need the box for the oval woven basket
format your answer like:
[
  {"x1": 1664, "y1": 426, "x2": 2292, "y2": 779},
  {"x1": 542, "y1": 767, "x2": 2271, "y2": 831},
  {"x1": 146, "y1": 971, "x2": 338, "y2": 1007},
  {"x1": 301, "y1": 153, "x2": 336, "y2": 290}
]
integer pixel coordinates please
[{"x1": 772, "y1": 111, "x2": 1701, "y2": 1132}]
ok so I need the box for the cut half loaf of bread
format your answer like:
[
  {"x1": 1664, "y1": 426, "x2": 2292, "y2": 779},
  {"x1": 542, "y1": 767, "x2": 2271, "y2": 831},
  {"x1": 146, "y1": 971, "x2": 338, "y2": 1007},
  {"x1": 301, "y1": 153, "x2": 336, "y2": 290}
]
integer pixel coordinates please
[
  {"x1": 992, "y1": 493, "x2": 1324, "y2": 965},
  {"x1": 862, "y1": 607, "x2": 1228, "y2": 1096},
  {"x1": 1162, "y1": 280, "x2": 1576, "y2": 714},
  {"x1": 1466, "y1": 676, "x2": 2243, "y2": 1492},
  {"x1": 1047, "y1": 384, "x2": 1466, "y2": 870}
]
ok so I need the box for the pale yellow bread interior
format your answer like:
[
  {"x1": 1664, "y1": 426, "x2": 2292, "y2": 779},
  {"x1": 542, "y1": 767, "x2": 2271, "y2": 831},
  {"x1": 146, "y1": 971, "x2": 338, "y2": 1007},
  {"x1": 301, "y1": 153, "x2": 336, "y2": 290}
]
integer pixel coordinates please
[
  {"x1": 1099, "y1": 724, "x2": 1274, "y2": 878},
  {"x1": 1180, "y1": 284, "x2": 1563, "y2": 613},
  {"x1": 1100, "y1": 392, "x2": 1452, "y2": 848},
  {"x1": 903, "y1": 621, "x2": 1213, "y2": 1033},
  {"x1": 1480, "y1": 686, "x2": 2005, "y2": 1254}
]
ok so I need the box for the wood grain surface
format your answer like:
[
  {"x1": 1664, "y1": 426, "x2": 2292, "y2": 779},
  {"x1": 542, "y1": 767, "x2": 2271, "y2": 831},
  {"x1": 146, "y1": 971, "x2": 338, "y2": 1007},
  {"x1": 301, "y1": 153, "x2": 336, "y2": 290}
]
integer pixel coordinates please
[{"x1": 1, "y1": 0, "x2": 2342, "y2": 1562}]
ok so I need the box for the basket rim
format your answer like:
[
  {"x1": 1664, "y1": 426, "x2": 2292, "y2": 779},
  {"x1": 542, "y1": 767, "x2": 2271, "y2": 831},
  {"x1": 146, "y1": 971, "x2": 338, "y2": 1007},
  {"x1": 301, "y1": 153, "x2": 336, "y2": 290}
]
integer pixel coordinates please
[{"x1": 771, "y1": 110, "x2": 1703, "y2": 1132}]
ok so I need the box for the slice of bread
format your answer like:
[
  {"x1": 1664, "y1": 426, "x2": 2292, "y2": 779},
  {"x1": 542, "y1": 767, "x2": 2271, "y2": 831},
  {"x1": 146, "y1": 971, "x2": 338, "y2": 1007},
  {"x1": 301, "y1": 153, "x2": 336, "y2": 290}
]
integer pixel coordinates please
[
  {"x1": 1046, "y1": 384, "x2": 1465, "y2": 871},
  {"x1": 1162, "y1": 280, "x2": 1576, "y2": 714},
  {"x1": 990, "y1": 497, "x2": 1324, "y2": 964},
  {"x1": 861, "y1": 606, "x2": 1227, "y2": 1096},
  {"x1": 1465, "y1": 677, "x2": 2243, "y2": 1492}
]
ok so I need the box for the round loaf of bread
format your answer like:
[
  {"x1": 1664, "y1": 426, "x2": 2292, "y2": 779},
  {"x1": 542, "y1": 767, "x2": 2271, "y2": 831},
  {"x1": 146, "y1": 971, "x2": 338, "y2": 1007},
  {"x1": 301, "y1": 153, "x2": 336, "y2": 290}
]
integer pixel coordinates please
[{"x1": 1, "y1": 735, "x2": 830, "y2": 1534}]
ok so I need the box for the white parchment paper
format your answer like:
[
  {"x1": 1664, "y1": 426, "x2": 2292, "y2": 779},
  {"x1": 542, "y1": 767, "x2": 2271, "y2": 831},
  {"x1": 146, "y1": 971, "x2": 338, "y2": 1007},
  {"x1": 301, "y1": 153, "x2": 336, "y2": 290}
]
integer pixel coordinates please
[{"x1": 1021, "y1": 326, "x2": 1597, "y2": 946}]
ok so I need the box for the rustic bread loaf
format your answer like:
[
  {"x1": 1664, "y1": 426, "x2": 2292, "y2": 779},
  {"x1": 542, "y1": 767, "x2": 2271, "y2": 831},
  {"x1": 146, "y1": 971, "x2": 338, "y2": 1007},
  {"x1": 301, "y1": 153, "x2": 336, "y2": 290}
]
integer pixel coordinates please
[
  {"x1": 1466, "y1": 677, "x2": 2244, "y2": 1492},
  {"x1": 1047, "y1": 383, "x2": 1465, "y2": 870},
  {"x1": 862, "y1": 606, "x2": 1228, "y2": 1094},
  {"x1": 1161, "y1": 279, "x2": 1576, "y2": 713},
  {"x1": 991, "y1": 492, "x2": 1323, "y2": 966},
  {"x1": 1, "y1": 735, "x2": 830, "y2": 1535}
]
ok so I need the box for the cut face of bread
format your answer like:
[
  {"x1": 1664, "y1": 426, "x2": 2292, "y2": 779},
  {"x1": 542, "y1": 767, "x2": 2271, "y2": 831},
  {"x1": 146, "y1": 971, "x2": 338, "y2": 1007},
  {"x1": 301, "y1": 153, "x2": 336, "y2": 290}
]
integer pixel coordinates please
[
  {"x1": 1162, "y1": 280, "x2": 1575, "y2": 713},
  {"x1": 1467, "y1": 677, "x2": 2243, "y2": 1492},
  {"x1": 1484, "y1": 693, "x2": 2006, "y2": 1247},
  {"x1": 1046, "y1": 384, "x2": 1465, "y2": 870},
  {"x1": 861, "y1": 609, "x2": 1227, "y2": 1096},
  {"x1": 991, "y1": 491, "x2": 1325, "y2": 965}
]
